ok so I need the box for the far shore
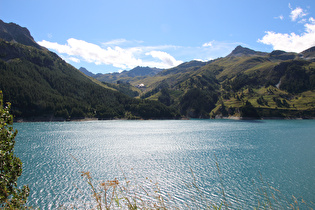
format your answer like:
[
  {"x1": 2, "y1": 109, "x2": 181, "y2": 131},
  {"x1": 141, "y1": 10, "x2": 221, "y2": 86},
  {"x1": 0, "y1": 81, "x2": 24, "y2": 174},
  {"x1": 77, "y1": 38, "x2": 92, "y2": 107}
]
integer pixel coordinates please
[{"x1": 14, "y1": 116, "x2": 315, "y2": 123}]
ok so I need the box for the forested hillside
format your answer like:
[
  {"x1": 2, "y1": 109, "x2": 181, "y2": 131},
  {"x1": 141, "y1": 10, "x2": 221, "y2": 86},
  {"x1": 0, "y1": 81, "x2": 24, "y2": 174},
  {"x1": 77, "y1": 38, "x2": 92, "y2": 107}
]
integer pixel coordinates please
[
  {"x1": 97, "y1": 46, "x2": 315, "y2": 119},
  {"x1": 0, "y1": 20, "x2": 179, "y2": 120},
  {"x1": 0, "y1": 40, "x2": 178, "y2": 120},
  {"x1": 1, "y1": 19, "x2": 314, "y2": 120}
]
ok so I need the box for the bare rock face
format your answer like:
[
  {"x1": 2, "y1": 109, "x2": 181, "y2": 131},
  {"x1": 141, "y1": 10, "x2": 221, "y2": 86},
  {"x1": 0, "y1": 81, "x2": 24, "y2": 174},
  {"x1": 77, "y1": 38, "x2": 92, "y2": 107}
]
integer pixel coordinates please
[{"x1": 0, "y1": 19, "x2": 43, "y2": 49}]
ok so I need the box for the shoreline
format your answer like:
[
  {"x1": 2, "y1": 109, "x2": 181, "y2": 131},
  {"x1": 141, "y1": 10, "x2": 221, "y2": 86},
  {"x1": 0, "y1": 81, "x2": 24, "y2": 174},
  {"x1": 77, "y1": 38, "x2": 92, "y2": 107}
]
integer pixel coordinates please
[
  {"x1": 219, "y1": 116, "x2": 315, "y2": 120},
  {"x1": 14, "y1": 116, "x2": 315, "y2": 123},
  {"x1": 14, "y1": 116, "x2": 185, "y2": 123}
]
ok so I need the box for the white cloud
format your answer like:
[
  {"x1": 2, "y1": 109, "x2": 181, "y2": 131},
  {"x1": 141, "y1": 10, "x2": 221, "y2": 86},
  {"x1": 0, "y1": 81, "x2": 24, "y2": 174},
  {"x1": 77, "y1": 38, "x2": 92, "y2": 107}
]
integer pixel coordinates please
[
  {"x1": 258, "y1": 17, "x2": 315, "y2": 52},
  {"x1": 258, "y1": 5, "x2": 315, "y2": 53},
  {"x1": 274, "y1": 15, "x2": 284, "y2": 20},
  {"x1": 38, "y1": 37, "x2": 246, "y2": 73},
  {"x1": 102, "y1": 39, "x2": 127, "y2": 46},
  {"x1": 38, "y1": 38, "x2": 183, "y2": 70},
  {"x1": 194, "y1": 58, "x2": 212, "y2": 62},
  {"x1": 202, "y1": 41, "x2": 214, "y2": 47},
  {"x1": 102, "y1": 39, "x2": 145, "y2": 48},
  {"x1": 145, "y1": 51, "x2": 183, "y2": 67},
  {"x1": 290, "y1": 6, "x2": 307, "y2": 21},
  {"x1": 68, "y1": 57, "x2": 80, "y2": 63}
]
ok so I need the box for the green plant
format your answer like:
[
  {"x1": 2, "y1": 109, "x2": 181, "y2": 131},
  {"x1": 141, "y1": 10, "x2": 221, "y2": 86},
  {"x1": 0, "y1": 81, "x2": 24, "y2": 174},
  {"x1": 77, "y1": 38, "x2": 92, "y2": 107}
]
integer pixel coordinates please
[{"x1": 0, "y1": 91, "x2": 29, "y2": 209}]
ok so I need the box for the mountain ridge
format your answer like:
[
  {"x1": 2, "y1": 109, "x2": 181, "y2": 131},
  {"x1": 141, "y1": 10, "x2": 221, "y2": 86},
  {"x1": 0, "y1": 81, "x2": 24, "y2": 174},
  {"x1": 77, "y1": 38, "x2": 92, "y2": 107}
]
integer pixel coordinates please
[
  {"x1": 0, "y1": 20, "x2": 178, "y2": 120},
  {"x1": 301, "y1": 46, "x2": 315, "y2": 60},
  {"x1": 227, "y1": 45, "x2": 268, "y2": 57},
  {"x1": 121, "y1": 45, "x2": 315, "y2": 119},
  {"x1": 0, "y1": 19, "x2": 43, "y2": 50},
  {"x1": 79, "y1": 67, "x2": 95, "y2": 77},
  {"x1": 77, "y1": 44, "x2": 315, "y2": 119},
  {"x1": 92, "y1": 66, "x2": 164, "y2": 83},
  {"x1": 1, "y1": 19, "x2": 314, "y2": 120},
  {"x1": 81, "y1": 45, "x2": 315, "y2": 84}
]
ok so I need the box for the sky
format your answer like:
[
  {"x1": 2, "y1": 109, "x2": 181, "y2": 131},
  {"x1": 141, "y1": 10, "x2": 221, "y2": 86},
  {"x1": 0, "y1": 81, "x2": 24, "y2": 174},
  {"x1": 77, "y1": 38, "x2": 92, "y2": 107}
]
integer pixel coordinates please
[{"x1": 1, "y1": 0, "x2": 315, "y2": 74}]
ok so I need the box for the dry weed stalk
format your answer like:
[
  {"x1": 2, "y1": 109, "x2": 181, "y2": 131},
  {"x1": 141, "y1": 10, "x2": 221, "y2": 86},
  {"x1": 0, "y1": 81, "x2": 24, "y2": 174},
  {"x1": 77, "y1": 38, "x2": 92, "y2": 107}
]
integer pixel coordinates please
[{"x1": 75, "y1": 155, "x2": 314, "y2": 210}]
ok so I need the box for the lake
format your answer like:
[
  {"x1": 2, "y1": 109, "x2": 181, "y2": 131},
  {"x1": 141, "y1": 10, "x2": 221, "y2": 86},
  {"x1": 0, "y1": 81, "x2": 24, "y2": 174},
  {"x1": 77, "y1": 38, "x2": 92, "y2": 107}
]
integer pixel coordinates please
[{"x1": 14, "y1": 119, "x2": 315, "y2": 209}]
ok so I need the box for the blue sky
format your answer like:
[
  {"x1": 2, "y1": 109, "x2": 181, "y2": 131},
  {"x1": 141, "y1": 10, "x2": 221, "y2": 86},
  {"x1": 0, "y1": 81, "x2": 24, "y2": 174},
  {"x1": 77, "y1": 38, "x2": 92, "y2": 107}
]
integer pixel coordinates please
[{"x1": 1, "y1": 0, "x2": 315, "y2": 74}]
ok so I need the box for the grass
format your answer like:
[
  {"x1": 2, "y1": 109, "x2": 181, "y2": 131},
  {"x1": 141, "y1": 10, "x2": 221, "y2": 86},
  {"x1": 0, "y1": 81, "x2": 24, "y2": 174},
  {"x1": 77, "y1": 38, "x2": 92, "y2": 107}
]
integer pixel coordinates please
[
  {"x1": 70, "y1": 156, "x2": 314, "y2": 210},
  {"x1": 291, "y1": 91, "x2": 315, "y2": 109},
  {"x1": 213, "y1": 56, "x2": 265, "y2": 79},
  {"x1": 215, "y1": 86, "x2": 315, "y2": 119}
]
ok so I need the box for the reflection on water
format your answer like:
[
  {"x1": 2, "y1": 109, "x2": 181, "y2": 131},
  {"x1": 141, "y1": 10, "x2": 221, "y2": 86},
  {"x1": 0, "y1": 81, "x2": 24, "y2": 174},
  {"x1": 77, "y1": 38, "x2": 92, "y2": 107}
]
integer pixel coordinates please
[{"x1": 14, "y1": 120, "x2": 315, "y2": 209}]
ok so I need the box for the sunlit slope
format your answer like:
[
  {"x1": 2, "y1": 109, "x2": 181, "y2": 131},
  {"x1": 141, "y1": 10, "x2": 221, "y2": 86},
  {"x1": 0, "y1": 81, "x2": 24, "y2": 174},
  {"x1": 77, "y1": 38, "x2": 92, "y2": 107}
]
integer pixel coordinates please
[
  {"x1": 124, "y1": 46, "x2": 315, "y2": 118},
  {"x1": 0, "y1": 40, "x2": 178, "y2": 120}
]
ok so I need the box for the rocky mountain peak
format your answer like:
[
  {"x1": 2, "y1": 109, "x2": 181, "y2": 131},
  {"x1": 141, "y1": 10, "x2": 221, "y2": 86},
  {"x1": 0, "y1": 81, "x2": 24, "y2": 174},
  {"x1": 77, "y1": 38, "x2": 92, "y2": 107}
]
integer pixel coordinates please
[
  {"x1": 0, "y1": 19, "x2": 43, "y2": 49},
  {"x1": 227, "y1": 45, "x2": 267, "y2": 57}
]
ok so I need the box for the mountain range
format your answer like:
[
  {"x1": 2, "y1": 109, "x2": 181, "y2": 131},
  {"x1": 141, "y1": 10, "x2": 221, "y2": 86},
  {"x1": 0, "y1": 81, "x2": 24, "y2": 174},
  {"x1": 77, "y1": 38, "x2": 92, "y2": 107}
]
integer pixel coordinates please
[
  {"x1": 1, "y1": 19, "x2": 314, "y2": 120},
  {"x1": 0, "y1": 20, "x2": 177, "y2": 121},
  {"x1": 80, "y1": 44, "x2": 315, "y2": 118}
]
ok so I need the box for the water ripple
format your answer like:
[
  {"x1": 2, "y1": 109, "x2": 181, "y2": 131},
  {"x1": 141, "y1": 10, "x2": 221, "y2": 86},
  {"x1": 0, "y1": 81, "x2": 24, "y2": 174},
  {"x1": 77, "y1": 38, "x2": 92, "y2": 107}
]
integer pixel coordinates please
[{"x1": 13, "y1": 120, "x2": 315, "y2": 209}]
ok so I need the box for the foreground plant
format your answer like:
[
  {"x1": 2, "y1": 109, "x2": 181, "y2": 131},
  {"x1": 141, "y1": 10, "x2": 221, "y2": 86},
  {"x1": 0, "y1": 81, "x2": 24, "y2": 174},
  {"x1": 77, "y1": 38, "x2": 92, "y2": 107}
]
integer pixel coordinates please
[
  {"x1": 78, "y1": 160, "x2": 314, "y2": 210},
  {"x1": 80, "y1": 170, "x2": 172, "y2": 210},
  {"x1": 0, "y1": 91, "x2": 29, "y2": 209}
]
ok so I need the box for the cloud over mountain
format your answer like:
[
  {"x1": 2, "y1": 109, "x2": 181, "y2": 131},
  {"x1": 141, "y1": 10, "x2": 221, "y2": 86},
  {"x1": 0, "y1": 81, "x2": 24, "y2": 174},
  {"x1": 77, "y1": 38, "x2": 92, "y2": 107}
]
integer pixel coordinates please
[
  {"x1": 145, "y1": 51, "x2": 182, "y2": 67},
  {"x1": 258, "y1": 5, "x2": 315, "y2": 53},
  {"x1": 38, "y1": 38, "x2": 183, "y2": 69}
]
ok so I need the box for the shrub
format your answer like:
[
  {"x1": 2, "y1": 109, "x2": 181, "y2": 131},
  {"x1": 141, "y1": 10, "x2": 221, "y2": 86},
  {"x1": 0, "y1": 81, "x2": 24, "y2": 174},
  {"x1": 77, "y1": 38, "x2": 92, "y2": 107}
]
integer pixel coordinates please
[{"x1": 0, "y1": 91, "x2": 29, "y2": 209}]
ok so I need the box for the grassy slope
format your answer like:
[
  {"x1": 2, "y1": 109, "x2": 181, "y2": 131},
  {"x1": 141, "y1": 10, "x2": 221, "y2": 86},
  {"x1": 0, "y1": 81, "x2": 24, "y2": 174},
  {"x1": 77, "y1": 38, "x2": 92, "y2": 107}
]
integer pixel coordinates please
[
  {"x1": 221, "y1": 87, "x2": 315, "y2": 110},
  {"x1": 125, "y1": 51, "x2": 315, "y2": 118},
  {"x1": 0, "y1": 40, "x2": 178, "y2": 120}
]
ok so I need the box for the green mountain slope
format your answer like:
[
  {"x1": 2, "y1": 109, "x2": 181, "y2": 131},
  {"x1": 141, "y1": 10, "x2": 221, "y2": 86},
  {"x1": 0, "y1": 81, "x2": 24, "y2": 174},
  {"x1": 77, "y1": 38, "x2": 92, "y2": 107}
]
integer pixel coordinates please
[
  {"x1": 3, "y1": 19, "x2": 313, "y2": 120},
  {"x1": 0, "y1": 40, "x2": 178, "y2": 120},
  {"x1": 114, "y1": 46, "x2": 315, "y2": 119},
  {"x1": 0, "y1": 20, "x2": 178, "y2": 120}
]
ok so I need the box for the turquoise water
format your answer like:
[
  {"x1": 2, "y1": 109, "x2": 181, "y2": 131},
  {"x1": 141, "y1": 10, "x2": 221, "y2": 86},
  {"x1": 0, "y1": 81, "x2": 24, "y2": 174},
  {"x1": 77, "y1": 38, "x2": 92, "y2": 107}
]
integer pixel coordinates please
[{"x1": 14, "y1": 119, "x2": 315, "y2": 209}]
